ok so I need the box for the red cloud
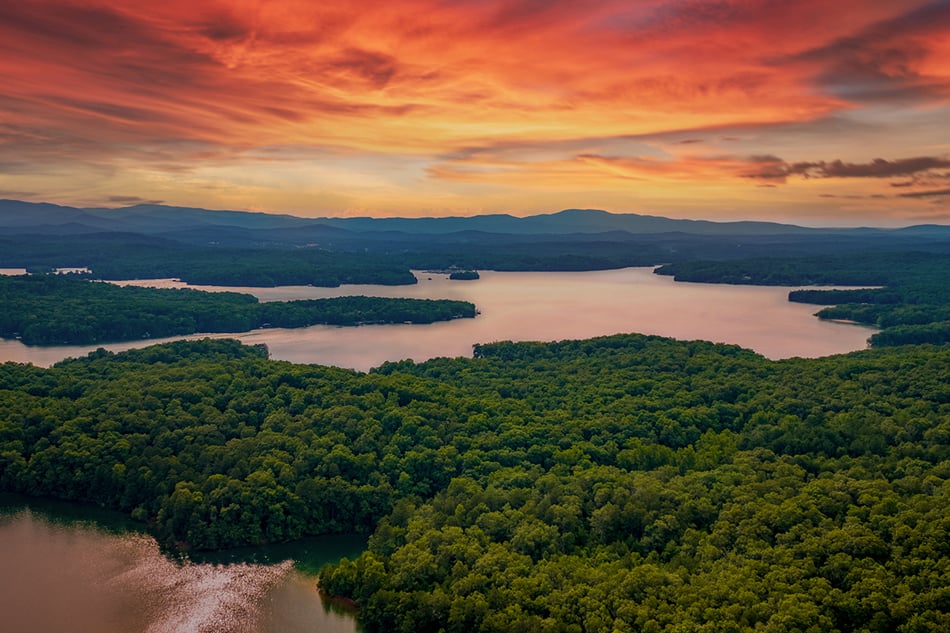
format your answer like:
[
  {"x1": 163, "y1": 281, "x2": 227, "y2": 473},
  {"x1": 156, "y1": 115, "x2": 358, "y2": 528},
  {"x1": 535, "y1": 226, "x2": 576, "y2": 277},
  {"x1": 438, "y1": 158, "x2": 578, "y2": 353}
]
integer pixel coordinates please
[{"x1": 0, "y1": 0, "x2": 947, "y2": 219}]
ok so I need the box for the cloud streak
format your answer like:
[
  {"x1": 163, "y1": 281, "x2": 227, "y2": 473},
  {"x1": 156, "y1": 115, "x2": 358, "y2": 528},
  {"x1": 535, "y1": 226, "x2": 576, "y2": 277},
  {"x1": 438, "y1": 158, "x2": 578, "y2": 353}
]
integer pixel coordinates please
[
  {"x1": 0, "y1": 0, "x2": 947, "y2": 222},
  {"x1": 899, "y1": 188, "x2": 950, "y2": 199},
  {"x1": 746, "y1": 156, "x2": 950, "y2": 182},
  {"x1": 775, "y1": 0, "x2": 950, "y2": 104}
]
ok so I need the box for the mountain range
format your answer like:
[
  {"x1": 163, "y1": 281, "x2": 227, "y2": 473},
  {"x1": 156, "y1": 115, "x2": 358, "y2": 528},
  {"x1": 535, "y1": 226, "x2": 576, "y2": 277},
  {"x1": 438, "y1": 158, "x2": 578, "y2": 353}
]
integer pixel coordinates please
[{"x1": 2, "y1": 199, "x2": 949, "y2": 248}]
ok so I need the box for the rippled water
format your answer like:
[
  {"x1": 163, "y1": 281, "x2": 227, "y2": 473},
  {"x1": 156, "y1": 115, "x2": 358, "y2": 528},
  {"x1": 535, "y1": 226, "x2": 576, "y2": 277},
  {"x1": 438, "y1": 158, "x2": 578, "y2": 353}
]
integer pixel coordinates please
[{"x1": 0, "y1": 509, "x2": 357, "y2": 633}]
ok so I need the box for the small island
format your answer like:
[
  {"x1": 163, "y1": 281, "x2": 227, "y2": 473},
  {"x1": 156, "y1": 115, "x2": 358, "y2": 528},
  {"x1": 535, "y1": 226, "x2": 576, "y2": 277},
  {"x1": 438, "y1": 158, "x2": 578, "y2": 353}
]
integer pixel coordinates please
[
  {"x1": 0, "y1": 274, "x2": 476, "y2": 345},
  {"x1": 448, "y1": 270, "x2": 479, "y2": 280}
]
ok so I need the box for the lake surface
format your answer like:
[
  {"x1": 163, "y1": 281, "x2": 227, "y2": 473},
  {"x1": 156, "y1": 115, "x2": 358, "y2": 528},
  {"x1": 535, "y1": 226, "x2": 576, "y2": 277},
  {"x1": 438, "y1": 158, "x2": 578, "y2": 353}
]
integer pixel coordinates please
[
  {"x1": 0, "y1": 268, "x2": 876, "y2": 368},
  {"x1": 0, "y1": 496, "x2": 362, "y2": 633}
]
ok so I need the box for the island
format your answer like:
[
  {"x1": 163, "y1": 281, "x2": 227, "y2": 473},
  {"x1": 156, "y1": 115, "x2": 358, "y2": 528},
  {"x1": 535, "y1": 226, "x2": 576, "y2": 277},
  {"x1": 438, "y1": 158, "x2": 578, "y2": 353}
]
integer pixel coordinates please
[
  {"x1": 0, "y1": 274, "x2": 476, "y2": 345},
  {"x1": 448, "y1": 270, "x2": 479, "y2": 280}
]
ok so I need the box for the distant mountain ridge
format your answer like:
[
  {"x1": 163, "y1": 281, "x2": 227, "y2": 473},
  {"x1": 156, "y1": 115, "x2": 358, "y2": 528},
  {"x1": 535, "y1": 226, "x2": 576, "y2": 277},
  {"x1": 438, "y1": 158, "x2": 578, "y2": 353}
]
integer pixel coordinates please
[
  {"x1": 1, "y1": 199, "x2": 949, "y2": 245},
  {"x1": 310, "y1": 208, "x2": 825, "y2": 236}
]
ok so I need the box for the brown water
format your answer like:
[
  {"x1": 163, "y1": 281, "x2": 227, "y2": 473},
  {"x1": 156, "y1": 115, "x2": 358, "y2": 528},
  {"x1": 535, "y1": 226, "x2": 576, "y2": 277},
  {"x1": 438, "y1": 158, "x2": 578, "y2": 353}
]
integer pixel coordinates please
[
  {"x1": 0, "y1": 268, "x2": 875, "y2": 368},
  {"x1": 0, "y1": 508, "x2": 358, "y2": 633}
]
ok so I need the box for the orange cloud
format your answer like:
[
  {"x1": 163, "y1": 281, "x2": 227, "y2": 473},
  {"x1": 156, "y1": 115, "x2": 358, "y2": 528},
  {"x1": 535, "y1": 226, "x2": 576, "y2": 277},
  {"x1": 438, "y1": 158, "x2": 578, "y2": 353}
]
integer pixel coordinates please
[{"x1": 0, "y1": 0, "x2": 948, "y2": 223}]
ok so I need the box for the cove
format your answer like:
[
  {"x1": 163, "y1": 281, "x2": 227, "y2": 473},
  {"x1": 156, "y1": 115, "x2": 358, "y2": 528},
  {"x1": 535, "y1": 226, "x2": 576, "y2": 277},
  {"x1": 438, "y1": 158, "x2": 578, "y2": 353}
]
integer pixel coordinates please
[
  {"x1": 0, "y1": 494, "x2": 362, "y2": 633},
  {"x1": 0, "y1": 268, "x2": 876, "y2": 368}
]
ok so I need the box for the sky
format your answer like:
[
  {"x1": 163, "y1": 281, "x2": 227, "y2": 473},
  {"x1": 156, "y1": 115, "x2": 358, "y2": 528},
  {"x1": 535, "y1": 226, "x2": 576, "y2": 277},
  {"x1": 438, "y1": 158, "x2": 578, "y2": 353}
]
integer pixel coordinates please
[{"x1": 1, "y1": 0, "x2": 949, "y2": 225}]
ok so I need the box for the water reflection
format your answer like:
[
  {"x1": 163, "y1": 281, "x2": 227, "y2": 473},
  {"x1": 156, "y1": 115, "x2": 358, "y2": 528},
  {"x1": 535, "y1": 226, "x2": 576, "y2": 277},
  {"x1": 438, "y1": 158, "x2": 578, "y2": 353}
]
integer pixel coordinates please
[
  {"x1": 0, "y1": 502, "x2": 359, "y2": 633},
  {"x1": 0, "y1": 268, "x2": 876, "y2": 369}
]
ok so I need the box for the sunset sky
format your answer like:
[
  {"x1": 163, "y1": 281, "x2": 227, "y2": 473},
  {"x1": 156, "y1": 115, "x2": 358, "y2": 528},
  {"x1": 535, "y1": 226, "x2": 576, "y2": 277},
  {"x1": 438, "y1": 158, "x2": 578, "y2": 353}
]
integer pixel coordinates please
[{"x1": 1, "y1": 0, "x2": 949, "y2": 225}]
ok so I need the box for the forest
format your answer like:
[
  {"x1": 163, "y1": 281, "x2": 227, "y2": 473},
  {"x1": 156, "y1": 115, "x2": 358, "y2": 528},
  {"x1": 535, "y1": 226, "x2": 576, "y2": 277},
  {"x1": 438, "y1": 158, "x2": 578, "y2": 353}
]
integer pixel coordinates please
[
  {"x1": 0, "y1": 335, "x2": 946, "y2": 632},
  {"x1": 657, "y1": 252, "x2": 950, "y2": 347},
  {"x1": 0, "y1": 234, "x2": 418, "y2": 287},
  {"x1": 9, "y1": 222, "x2": 947, "y2": 288},
  {"x1": 0, "y1": 274, "x2": 475, "y2": 345}
]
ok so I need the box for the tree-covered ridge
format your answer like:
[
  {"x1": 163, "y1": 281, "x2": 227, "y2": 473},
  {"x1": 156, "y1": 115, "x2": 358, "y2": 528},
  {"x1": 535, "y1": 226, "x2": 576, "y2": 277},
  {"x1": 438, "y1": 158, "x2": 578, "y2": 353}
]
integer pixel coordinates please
[
  {"x1": 656, "y1": 252, "x2": 950, "y2": 347},
  {"x1": 0, "y1": 232, "x2": 731, "y2": 284},
  {"x1": 8, "y1": 218, "x2": 950, "y2": 290},
  {"x1": 0, "y1": 274, "x2": 475, "y2": 345},
  {"x1": 0, "y1": 335, "x2": 947, "y2": 631},
  {"x1": 0, "y1": 235, "x2": 419, "y2": 287},
  {"x1": 338, "y1": 340, "x2": 950, "y2": 633}
]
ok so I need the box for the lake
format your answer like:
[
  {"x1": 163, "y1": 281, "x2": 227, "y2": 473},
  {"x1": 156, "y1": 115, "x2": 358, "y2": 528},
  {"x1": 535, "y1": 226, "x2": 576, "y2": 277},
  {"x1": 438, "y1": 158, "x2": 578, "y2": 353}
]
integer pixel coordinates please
[
  {"x1": 0, "y1": 268, "x2": 876, "y2": 631},
  {"x1": 0, "y1": 496, "x2": 363, "y2": 633},
  {"x1": 0, "y1": 267, "x2": 875, "y2": 368}
]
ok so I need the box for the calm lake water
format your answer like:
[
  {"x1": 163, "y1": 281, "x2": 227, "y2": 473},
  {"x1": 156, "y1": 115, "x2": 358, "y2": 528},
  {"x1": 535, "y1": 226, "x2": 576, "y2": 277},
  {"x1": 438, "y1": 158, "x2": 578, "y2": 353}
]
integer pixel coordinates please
[
  {"x1": 0, "y1": 267, "x2": 875, "y2": 368},
  {"x1": 0, "y1": 496, "x2": 363, "y2": 633}
]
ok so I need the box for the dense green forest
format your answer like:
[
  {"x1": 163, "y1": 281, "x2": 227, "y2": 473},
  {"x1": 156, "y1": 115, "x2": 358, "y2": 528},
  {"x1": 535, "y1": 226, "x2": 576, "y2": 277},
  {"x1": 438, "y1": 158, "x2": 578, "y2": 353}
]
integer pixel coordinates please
[
  {"x1": 0, "y1": 233, "x2": 704, "y2": 284},
  {"x1": 0, "y1": 336, "x2": 946, "y2": 631},
  {"x1": 9, "y1": 224, "x2": 947, "y2": 288},
  {"x1": 0, "y1": 275, "x2": 475, "y2": 345},
  {"x1": 0, "y1": 234, "x2": 418, "y2": 287},
  {"x1": 657, "y1": 252, "x2": 950, "y2": 347},
  {"x1": 449, "y1": 270, "x2": 480, "y2": 281}
]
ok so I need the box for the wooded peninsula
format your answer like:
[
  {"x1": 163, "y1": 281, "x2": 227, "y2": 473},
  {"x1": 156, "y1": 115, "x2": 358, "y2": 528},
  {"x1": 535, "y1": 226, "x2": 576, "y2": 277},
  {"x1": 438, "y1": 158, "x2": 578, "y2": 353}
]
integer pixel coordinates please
[
  {"x1": 657, "y1": 252, "x2": 950, "y2": 347},
  {"x1": 0, "y1": 335, "x2": 946, "y2": 632},
  {"x1": 0, "y1": 274, "x2": 475, "y2": 345}
]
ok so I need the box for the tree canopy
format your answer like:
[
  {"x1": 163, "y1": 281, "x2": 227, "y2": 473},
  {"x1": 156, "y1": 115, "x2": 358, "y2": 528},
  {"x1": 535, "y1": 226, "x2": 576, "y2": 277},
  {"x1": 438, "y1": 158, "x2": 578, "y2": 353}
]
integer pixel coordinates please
[
  {"x1": 0, "y1": 274, "x2": 475, "y2": 345},
  {"x1": 657, "y1": 252, "x2": 950, "y2": 347},
  {"x1": 0, "y1": 335, "x2": 947, "y2": 631}
]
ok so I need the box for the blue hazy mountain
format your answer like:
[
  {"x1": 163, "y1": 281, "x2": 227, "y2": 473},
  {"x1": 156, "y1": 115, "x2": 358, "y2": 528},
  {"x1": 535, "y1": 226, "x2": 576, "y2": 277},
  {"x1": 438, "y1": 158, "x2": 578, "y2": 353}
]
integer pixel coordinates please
[{"x1": 2, "y1": 200, "x2": 949, "y2": 248}]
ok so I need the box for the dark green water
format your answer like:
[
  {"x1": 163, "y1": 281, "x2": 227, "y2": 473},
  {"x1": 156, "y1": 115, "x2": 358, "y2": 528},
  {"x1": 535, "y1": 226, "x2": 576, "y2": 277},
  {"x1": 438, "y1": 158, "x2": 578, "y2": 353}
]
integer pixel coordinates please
[{"x1": 0, "y1": 494, "x2": 363, "y2": 633}]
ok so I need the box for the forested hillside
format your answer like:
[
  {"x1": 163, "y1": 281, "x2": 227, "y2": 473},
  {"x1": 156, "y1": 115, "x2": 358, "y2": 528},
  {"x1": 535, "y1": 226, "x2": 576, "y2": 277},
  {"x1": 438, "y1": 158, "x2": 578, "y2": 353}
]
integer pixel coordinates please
[
  {"x1": 0, "y1": 234, "x2": 418, "y2": 287},
  {"x1": 5, "y1": 208, "x2": 949, "y2": 288},
  {"x1": 0, "y1": 275, "x2": 475, "y2": 345},
  {"x1": 657, "y1": 252, "x2": 950, "y2": 347},
  {"x1": 0, "y1": 336, "x2": 947, "y2": 631}
]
